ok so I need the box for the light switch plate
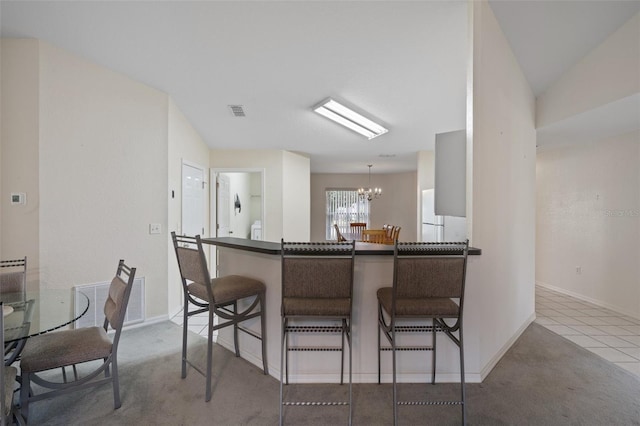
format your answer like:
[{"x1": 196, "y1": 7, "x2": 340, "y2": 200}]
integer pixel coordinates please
[
  {"x1": 149, "y1": 223, "x2": 161, "y2": 234},
  {"x1": 11, "y1": 193, "x2": 26, "y2": 205}
]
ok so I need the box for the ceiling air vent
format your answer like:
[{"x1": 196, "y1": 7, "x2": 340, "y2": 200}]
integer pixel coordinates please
[{"x1": 228, "y1": 105, "x2": 246, "y2": 117}]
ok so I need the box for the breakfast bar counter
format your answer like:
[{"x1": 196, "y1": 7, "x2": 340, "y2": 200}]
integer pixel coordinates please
[{"x1": 202, "y1": 237, "x2": 481, "y2": 384}]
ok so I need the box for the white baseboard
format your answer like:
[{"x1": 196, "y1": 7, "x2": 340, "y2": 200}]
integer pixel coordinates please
[
  {"x1": 218, "y1": 336, "x2": 483, "y2": 383},
  {"x1": 479, "y1": 312, "x2": 536, "y2": 381},
  {"x1": 122, "y1": 314, "x2": 169, "y2": 330},
  {"x1": 536, "y1": 280, "x2": 639, "y2": 321},
  {"x1": 168, "y1": 305, "x2": 183, "y2": 321}
]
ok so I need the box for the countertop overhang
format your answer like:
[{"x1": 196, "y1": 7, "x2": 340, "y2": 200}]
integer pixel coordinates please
[{"x1": 202, "y1": 237, "x2": 481, "y2": 256}]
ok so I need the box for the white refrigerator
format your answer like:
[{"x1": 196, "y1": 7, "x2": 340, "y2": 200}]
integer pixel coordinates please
[{"x1": 421, "y1": 189, "x2": 467, "y2": 242}]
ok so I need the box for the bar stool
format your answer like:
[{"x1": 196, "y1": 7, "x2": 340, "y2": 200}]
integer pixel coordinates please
[
  {"x1": 279, "y1": 240, "x2": 356, "y2": 425},
  {"x1": 171, "y1": 232, "x2": 268, "y2": 402},
  {"x1": 377, "y1": 240, "x2": 469, "y2": 425}
]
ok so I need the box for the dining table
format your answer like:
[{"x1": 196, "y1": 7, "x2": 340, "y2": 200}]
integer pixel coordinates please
[
  {"x1": 2, "y1": 289, "x2": 90, "y2": 365},
  {"x1": 342, "y1": 230, "x2": 388, "y2": 243}
]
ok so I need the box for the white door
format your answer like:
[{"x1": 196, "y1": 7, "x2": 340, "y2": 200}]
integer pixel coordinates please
[
  {"x1": 182, "y1": 163, "x2": 205, "y2": 237},
  {"x1": 217, "y1": 174, "x2": 231, "y2": 237}
]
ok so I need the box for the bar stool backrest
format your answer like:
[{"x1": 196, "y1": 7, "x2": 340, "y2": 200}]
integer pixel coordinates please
[
  {"x1": 393, "y1": 241, "x2": 469, "y2": 311},
  {"x1": 172, "y1": 234, "x2": 214, "y2": 302},
  {"x1": 281, "y1": 241, "x2": 355, "y2": 301}
]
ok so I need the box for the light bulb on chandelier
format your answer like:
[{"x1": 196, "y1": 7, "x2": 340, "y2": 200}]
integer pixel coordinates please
[{"x1": 358, "y1": 164, "x2": 382, "y2": 202}]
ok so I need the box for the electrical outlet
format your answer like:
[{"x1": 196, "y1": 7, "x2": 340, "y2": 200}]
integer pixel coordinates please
[
  {"x1": 149, "y1": 223, "x2": 162, "y2": 234},
  {"x1": 576, "y1": 266, "x2": 582, "y2": 275}
]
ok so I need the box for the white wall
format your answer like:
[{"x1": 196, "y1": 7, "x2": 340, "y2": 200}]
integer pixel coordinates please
[
  {"x1": 534, "y1": 10, "x2": 639, "y2": 319},
  {"x1": 536, "y1": 13, "x2": 640, "y2": 128},
  {"x1": 310, "y1": 172, "x2": 417, "y2": 242},
  {"x1": 0, "y1": 39, "x2": 40, "y2": 289},
  {"x1": 417, "y1": 151, "x2": 436, "y2": 239},
  {"x1": 249, "y1": 173, "x2": 262, "y2": 228},
  {"x1": 167, "y1": 98, "x2": 210, "y2": 317},
  {"x1": 282, "y1": 151, "x2": 310, "y2": 241},
  {"x1": 466, "y1": 0, "x2": 537, "y2": 376},
  {"x1": 537, "y1": 131, "x2": 640, "y2": 318}
]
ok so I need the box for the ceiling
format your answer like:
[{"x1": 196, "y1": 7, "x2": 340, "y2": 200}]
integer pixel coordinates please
[{"x1": 1, "y1": 1, "x2": 638, "y2": 173}]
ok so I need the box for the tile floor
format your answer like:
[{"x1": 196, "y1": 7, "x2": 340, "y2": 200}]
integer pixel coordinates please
[
  {"x1": 171, "y1": 286, "x2": 640, "y2": 380},
  {"x1": 535, "y1": 285, "x2": 640, "y2": 379}
]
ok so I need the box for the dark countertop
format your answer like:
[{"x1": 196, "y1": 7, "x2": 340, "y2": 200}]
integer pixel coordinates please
[{"x1": 201, "y1": 237, "x2": 481, "y2": 256}]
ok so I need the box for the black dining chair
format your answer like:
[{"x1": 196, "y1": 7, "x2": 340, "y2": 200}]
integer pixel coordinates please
[{"x1": 19, "y1": 260, "x2": 136, "y2": 422}]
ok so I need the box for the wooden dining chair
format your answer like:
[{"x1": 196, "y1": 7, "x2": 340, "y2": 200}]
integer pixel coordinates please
[
  {"x1": 349, "y1": 222, "x2": 366, "y2": 235},
  {"x1": 362, "y1": 229, "x2": 387, "y2": 244},
  {"x1": 391, "y1": 226, "x2": 401, "y2": 243},
  {"x1": 334, "y1": 224, "x2": 347, "y2": 242},
  {"x1": 19, "y1": 260, "x2": 136, "y2": 422}
]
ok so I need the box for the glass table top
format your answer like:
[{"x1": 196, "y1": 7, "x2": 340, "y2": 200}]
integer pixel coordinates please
[{"x1": 2, "y1": 289, "x2": 90, "y2": 343}]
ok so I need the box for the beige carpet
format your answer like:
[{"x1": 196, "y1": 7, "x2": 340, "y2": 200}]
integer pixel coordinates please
[{"x1": 23, "y1": 321, "x2": 640, "y2": 425}]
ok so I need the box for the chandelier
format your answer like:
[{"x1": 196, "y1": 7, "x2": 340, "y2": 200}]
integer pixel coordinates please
[{"x1": 358, "y1": 164, "x2": 382, "y2": 202}]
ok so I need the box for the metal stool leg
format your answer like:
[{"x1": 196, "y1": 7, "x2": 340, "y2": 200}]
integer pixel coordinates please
[
  {"x1": 392, "y1": 324, "x2": 398, "y2": 426},
  {"x1": 459, "y1": 324, "x2": 466, "y2": 425},
  {"x1": 233, "y1": 301, "x2": 240, "y2": 357},
  {"x1": 205, "y1": 309, "x2": 214, "y2": 402},
  {"x1": 347, "y1": 319, "x2": 353, "y2": 426},
  {"x1": 432, "y1": 318, "x2": 437, "y2": 385},
  {"x1": 182, "y1": 298, "x2": 189, "y2": 379},
  {"x1": 260, "y1": 292, "x2": 269, "y2": 375},
  {"x1": 279, "y1": 317, "x2": 286, "y2": 426}
]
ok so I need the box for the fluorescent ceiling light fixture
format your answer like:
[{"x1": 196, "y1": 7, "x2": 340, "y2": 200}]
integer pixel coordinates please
[{"x1": 314, "y1": 98, "x2": 388, "y2": 140}]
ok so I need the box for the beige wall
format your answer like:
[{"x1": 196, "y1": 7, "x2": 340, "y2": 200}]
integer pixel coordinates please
[
  {"x1": 167, "y1": 98, "x2": 210, "y2": 316},
  {"x1": 1, "y1": 39, "x2": 183, "y2": 321},
  {"x1": 466, "y1": 0, "x2": 537, "y2": 376},
  {"x1": 537, "y1": 131, "x2": 640, "y2": 318},
  {"x1": 37, "y1": 42, "x2": 169, "y2": 319},
  {"x1": 310, "y1": 172, "x2": 417, "y2": 242},
  {"x1": 0, "y1": 39, "x2": 40, "y2": 289}
]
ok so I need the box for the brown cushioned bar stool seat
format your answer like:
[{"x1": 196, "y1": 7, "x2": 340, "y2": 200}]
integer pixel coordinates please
[
  {"x1": 188, "y1": 275, "x2": 265, "y2": 305},
  {"x1": 377, "y1": 240, "x2": 469, "y2": 426}
]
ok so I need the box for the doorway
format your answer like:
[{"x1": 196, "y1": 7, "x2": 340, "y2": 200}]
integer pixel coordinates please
[
  {"x1": 210, "y1": 169, "x2": 264, "y2": 273},
  {"x1": 181, "y1": 162, "x2": 206, "y2": 237}
]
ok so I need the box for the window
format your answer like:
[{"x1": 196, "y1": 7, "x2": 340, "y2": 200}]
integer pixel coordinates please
[{"x1": 326, "y1": 189, "x2": 370, "y2": 240}]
